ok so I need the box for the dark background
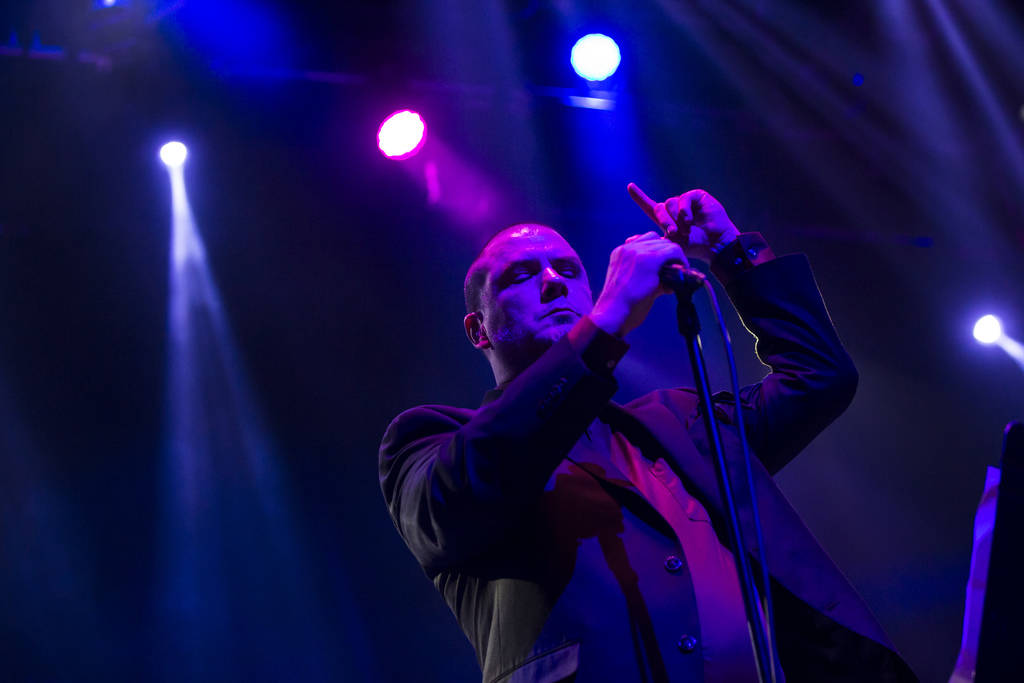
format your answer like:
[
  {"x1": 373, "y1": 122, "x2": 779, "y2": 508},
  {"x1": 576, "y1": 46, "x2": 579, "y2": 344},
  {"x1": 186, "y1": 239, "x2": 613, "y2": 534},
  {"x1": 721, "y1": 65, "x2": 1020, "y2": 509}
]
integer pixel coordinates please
[{"x1": 1, "y1": 1, "x2": 1023, "y2": 681}]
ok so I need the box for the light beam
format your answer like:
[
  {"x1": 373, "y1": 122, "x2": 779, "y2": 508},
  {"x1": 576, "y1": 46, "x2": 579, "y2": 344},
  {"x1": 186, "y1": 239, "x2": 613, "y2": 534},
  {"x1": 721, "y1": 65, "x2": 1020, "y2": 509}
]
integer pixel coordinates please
[{"x1": 156, "y1": 144, "x2": 330, "y2": 680}]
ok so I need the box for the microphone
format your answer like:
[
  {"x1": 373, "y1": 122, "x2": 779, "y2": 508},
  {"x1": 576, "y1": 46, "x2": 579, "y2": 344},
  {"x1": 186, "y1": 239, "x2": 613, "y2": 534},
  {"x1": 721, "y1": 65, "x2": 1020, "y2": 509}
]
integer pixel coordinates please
[{"x1": 660, "y1": 263, "x2": 707, "y2": 295}]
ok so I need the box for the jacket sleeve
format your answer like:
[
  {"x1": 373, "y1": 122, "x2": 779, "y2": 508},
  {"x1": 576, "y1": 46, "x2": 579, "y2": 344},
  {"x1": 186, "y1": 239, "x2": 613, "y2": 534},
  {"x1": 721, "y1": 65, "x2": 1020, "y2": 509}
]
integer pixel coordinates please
[
  {"x1": 700, "y1": 253, "x2": 858, "y2": 475},
  {"x1": 379, "y1": 330, "x2": 620, "y2": 575}
]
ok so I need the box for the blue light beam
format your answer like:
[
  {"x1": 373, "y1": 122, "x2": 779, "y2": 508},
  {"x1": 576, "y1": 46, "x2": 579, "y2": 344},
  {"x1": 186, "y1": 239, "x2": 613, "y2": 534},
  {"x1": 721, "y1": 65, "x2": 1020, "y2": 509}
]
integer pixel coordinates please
[{"x1": 157, "y1": 154, "x2": 331, "y2": 681}]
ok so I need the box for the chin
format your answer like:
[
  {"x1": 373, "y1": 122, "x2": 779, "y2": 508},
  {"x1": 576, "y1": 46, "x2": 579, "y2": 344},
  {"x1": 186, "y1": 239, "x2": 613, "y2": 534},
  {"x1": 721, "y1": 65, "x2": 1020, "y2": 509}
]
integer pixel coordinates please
[{"x1": 535, "y1": 321, "x2": 574, "y2": 344}]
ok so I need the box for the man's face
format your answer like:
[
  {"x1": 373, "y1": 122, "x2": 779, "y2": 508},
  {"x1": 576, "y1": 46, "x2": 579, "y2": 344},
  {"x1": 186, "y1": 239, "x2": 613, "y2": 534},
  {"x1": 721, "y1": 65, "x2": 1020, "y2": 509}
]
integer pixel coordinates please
[{"x1": 474, "y1": 226, "x2": 593, "y2": 370}]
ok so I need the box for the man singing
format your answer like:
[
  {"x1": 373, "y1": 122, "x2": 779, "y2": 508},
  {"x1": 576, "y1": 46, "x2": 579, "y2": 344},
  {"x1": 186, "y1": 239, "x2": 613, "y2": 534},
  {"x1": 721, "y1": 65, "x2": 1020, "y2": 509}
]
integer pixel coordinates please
[{"x1": 379, "y1": 184, "x2": 917, "y2": 682}]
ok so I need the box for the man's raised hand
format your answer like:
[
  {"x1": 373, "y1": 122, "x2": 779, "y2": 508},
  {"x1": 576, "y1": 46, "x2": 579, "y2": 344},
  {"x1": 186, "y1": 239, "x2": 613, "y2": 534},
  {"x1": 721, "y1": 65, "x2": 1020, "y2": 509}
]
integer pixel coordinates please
[{"x1": 626, "y1": 183, "x2": 740, "y2": 263}]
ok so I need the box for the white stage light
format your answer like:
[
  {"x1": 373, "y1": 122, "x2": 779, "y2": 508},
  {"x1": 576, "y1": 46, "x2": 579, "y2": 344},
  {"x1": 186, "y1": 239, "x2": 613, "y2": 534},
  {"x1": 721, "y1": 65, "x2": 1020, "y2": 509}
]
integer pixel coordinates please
[
  {"x1": 973, "y1": 315, "x2": 1003, "y2": 344},
  {"x1": 160, "y1": 141, "x2": 188, "y2": 168},
  {"x1": 571, "y1": 34, "x2": 621, "y2": 82}
]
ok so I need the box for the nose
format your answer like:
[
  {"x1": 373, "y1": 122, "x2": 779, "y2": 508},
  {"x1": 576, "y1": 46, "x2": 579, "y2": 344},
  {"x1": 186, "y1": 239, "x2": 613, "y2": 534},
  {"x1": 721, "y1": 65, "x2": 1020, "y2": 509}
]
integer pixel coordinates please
[{"x1": 540, "y1": 266, "x2": 568, "y2": 303}]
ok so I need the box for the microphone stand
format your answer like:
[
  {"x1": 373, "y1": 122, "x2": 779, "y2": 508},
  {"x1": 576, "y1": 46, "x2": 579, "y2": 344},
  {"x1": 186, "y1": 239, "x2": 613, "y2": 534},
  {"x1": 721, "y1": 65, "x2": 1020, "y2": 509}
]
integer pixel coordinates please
[{"x1": 666, "y1": 269, "x2": 780, "y2": 683}]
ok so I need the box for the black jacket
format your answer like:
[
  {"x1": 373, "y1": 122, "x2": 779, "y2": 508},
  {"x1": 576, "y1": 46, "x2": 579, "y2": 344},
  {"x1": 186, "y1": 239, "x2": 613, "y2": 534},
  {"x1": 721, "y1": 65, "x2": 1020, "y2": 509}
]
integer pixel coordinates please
[{"x1": 380, "y1": 255, "x2": 918, "y2": 682}]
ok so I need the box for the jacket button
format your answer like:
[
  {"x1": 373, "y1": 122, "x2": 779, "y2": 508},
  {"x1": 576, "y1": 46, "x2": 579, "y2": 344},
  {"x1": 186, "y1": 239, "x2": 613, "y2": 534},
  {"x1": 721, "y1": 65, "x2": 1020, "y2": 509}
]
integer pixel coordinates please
[
  {"x1": 677, "y1": 635, "x2": 698, "y2": 653},
  {"x1": 664, "y1": 555, "x2": 684, "y2": 573}
]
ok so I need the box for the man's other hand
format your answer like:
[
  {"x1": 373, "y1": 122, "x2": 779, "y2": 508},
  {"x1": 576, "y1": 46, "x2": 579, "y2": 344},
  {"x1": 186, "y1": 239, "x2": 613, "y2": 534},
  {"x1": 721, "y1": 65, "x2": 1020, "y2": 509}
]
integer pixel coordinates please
[
  {"x1": 627, "y1": 183, "x2": 741, "y2": 263},
  {"x1": 590, "y1": 232, "x2": 685, "y2": 338}
]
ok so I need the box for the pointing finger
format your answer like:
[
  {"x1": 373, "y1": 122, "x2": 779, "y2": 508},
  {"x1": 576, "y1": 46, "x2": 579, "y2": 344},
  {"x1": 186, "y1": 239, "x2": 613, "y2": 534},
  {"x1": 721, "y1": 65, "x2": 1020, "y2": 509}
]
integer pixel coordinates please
[{"x1": 626, "y1": 182, "x2": 659, "y2": 224}]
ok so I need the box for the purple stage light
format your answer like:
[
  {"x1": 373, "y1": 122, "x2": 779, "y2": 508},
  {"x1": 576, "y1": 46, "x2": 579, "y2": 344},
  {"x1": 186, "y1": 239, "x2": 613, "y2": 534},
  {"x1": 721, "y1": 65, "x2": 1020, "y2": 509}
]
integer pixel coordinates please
[
  {"x1": 377, "y1": 110, "x2": 427, "y2": 160},
  {"x1": 571, "y1": 34, "x2": 621, "y2": 82}
]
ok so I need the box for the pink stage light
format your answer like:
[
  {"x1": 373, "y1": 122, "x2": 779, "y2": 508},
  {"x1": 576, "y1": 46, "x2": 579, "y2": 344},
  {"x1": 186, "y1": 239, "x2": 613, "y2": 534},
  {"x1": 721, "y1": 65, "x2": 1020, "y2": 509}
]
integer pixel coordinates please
[{"x1": 377, "y1": 110, "x2": 427, "y2": 160}]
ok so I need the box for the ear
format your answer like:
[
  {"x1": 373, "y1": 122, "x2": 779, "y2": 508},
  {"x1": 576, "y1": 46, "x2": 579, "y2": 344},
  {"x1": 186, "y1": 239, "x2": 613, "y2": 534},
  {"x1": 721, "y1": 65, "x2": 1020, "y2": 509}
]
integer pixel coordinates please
[{"x1": 464, "y1": 312, "x2": 491, "y2": 349}]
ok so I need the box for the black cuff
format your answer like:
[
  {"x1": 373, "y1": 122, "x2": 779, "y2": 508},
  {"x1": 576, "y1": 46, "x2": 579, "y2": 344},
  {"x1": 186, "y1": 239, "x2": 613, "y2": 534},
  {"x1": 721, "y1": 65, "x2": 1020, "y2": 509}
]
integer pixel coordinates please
[
  {"x1": 567, "y1": 316, "x2": 630, "y2": 376},
  {"x1": 710, "y1": 232, "x2": 776, "y2": 287}
]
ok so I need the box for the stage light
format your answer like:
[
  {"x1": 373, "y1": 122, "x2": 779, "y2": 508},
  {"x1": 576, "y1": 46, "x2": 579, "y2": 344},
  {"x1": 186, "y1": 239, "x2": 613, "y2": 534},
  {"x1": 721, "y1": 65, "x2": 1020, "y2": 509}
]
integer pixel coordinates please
[
  {"x1": 571, "y1": 34, "x2": 621, "y2": 82},
  {"x1": 377, "y1": 110, "x2": 426, "y2": 160},
  {"x1": 974, "y1": 315, "x2": 1003, "y2": 344},
  {"x1": 160, "y1": 141, "x2": 188, "y2": 167}
]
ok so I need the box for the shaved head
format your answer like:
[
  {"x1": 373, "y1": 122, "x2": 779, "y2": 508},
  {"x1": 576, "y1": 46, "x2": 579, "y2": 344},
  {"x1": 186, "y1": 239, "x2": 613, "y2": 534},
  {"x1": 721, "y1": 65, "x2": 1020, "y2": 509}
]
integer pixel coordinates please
[
  {"x1": 464, "y1": 224, "x2": 562, "y2": 314},
  {"x1": 462, "y1": 223, "x2": 592, "y2": 384}
]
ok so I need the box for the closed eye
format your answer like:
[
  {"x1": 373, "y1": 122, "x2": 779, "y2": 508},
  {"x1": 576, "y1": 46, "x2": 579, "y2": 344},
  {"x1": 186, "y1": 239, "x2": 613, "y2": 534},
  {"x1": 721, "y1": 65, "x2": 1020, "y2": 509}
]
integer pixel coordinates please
[
  {"x1": 496, "y1": 262, "x2": 539, "y2": 289},
  {"x1": 553, "y1": 258, "x2": 581, "y2": 278},
  {"x1": 509, "y1": 268, "x2": 534, "y2": 283}
]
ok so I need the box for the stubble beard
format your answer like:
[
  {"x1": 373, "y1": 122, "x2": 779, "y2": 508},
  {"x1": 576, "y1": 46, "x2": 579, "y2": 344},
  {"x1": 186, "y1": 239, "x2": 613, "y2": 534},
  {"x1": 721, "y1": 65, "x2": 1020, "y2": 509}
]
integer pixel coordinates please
[{"x1": 490, "y1": 318, "x2": 571, "y2": 377}]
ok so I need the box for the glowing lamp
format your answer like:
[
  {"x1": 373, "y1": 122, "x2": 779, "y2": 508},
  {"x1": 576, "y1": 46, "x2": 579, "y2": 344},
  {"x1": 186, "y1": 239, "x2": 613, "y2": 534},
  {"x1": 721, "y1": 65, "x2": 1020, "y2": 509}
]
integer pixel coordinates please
[
  {"x1": 973, "y1": 315, "x2": 1003, "y2": 344},
  {"x1": 160, "y1": 141, "x2": 188, "y2": 167},
  {"x1": 377, "y1": 110, "x2": 427, "y2": 160},
  {"x1": 571, "y1": 34, "x2": 621, "y2": 82}
]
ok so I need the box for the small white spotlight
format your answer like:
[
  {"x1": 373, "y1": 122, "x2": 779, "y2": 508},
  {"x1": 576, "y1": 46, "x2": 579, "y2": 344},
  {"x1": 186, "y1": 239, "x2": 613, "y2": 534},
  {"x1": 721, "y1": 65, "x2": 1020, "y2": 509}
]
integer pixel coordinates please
[
  {"x1": 571, "y1": 34, "x2": 621, "y2": 82},
  {"x1": 160, "y1": 141, "x2": 188, "y2": 167},
  {"x1": 973, "y1": 314, "x2": 1003, "y2": 344}
]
